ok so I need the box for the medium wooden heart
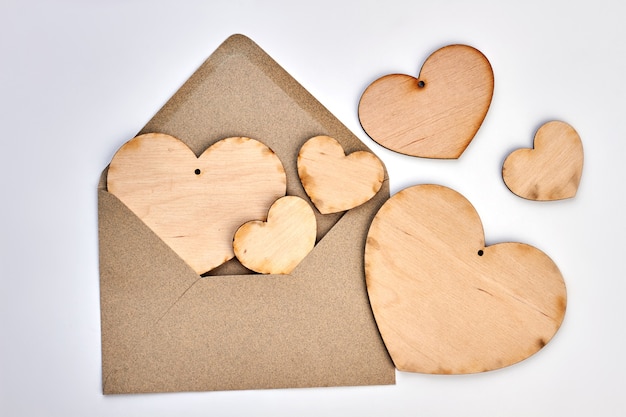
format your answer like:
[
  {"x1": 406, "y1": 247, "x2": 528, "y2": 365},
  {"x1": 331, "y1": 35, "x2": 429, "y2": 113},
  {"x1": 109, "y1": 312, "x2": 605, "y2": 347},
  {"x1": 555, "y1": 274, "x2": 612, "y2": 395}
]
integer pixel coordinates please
[
  {"x1": 297, "y1": 135, "x2": 385, "y2": 214},
  {"x1": 503, "y1": 121, "x2": 583, "y2": 201},
  {"x1": 107, "y1": 133, "x2": 286, "y2": 275},
  {"x1": 233, "y1": 196, "x2": 316, "y2": 274},
  {"x1": 358, "y1": 44, "x2": 494, "y2": 159},
  {"x1": 365, "y1": 184, "x2": 566, "y2": 374}
]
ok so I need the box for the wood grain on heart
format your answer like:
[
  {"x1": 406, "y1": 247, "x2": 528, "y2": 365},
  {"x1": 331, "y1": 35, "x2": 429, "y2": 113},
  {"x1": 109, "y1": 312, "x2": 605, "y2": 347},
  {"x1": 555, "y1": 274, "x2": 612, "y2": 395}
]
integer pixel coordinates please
[
  {"x1": 233, "y1": 196, "x2": 316, "y2": 274},
  {"x1": 107, "y1": 133, "x2": 286, "y2": 275},
  {"x1": 297, "y1": 135, "x2": 385, "y2": 214},
  {"x1": 365, "y1": 184, "x2": 566, "y2": 374},
  {"x1": 358, "y1": 44, "x2": 494, "y2": 159},
  {"x1": 503, "y1": 121, "x2": 583, "y2": 201}
]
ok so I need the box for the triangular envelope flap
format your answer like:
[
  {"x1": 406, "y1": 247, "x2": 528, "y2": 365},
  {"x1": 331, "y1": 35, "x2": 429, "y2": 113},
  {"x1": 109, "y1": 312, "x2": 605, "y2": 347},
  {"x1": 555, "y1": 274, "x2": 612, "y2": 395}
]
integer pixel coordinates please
[
  {"x1": 138, "y1": 33, "x2": 376, "y2": 244},
  {"x1": 98, "y1": 34, "x2": 386, "y2": 268},
  {"x1": 98, "y1": 34, "x2": 394, "y2": 393}
]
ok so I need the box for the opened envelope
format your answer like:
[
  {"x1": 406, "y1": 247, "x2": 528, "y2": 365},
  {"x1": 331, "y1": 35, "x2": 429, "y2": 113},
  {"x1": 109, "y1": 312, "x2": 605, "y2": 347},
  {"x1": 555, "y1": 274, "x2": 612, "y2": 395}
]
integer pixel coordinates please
[{"x1": 98, "y1": 34, "x2": 395, "y2": 394}]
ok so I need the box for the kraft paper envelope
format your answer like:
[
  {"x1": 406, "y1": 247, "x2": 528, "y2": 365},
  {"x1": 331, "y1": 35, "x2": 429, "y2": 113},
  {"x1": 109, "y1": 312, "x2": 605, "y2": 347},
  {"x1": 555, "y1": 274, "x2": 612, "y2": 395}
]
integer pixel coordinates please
[{"x1": 98, "y1": 34, "x2": 395, "y2": 394}]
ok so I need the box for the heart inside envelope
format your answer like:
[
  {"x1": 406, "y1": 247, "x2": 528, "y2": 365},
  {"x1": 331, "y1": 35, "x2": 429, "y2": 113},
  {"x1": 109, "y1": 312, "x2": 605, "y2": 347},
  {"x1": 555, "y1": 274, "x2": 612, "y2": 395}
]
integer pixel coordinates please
[
  {"x1": 107, "y1": 133, "x2": 287, "y2": 275},
  {"x1": 297, "y1": 135, "x2": 385, "y2": 214}
]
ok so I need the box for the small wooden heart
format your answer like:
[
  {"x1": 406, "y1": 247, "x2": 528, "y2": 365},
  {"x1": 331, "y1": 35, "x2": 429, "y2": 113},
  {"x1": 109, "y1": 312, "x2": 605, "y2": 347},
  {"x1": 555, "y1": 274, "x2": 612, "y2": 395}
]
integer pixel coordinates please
[
  {"x1": 358, "y1": 44, "x2": 494, "y2": 159},
  {"x1": 365, "y1": 184, "x2": 566, "y2": 374},
  {"x1": 503, "y1": 121, "x2": 583, "y2": 201},
  {"x1": 233, "y1": 196, "x2": 316, "y2": 274},
  {"x1": 107, "y1": 133, "x2": 286, "y2": 274},
  {"x1": 297, "y1": 135, "x2": 385, "y2": 214}
]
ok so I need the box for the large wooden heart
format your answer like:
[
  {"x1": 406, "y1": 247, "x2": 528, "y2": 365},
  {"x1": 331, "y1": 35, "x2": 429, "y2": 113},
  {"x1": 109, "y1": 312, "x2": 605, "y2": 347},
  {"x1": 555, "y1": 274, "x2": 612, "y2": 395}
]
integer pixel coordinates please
[
  {"x1": 107, "y1": 133, "x2": 287, "y2": 275},
  {"x1": 365, "y1": 184, "x2": 566, "y2": 374},
  {"x1": 358, "y1": 44, "x2": 494, "y2": 159}
]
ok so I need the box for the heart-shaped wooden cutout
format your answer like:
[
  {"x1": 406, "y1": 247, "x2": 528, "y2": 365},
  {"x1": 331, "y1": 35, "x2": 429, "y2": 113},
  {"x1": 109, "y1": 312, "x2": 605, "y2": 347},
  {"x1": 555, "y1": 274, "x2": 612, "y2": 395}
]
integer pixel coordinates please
[
  {"x1": 297, "y1": 135, "x2": 385, "y2": 214},
  {"x1": 365, "y1": 184, "x2": 566, "y2": 374},
  {"x1": 107, "y1": 133, "x2": 286, "y2": 275},
  {"x1": 503, "y1": 121, "x2": 583, "y2": 201},
  {"x1": 233, "y1": 196, "x2": 316, "y2": 274},
  {"x1": 358, "y1": 44, "x2": 494, "y2": 159}
]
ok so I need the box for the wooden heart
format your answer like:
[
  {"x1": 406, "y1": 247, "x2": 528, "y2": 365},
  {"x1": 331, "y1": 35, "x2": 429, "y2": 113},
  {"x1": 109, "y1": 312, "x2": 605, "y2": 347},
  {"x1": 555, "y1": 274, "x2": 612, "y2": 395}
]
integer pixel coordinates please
[
  {"x1": 503, "y1": 121, "x2": 583, "y2": 201},
  {"x1": 297, "y1": 135, "x2": 385, "y2": 214},
  {"x1": 365, "y1": 184, "x2": 566, "y2": 374},
  {"x1": 107, "y1": 133, "x2": 286, "y2": 275},
  {"x1": 358, "y1": 44, "x2": 494, "y2": 159},
  {"x1": 233, "y1": 196, "x2": 316, "y2": 274}
]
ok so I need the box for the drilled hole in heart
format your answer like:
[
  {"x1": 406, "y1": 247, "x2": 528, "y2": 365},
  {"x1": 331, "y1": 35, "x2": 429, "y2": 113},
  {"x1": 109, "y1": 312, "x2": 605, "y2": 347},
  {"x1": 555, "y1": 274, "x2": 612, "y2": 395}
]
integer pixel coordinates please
[
  {"x1": 417, "y1": 80, "x2": 425, "y2": 88},
  {"x1": 477, "y1": 249, "x2": 484, "y2": 256},
  {"x1": 194, "y1": 169, "x2": 201, "y2": 175}
]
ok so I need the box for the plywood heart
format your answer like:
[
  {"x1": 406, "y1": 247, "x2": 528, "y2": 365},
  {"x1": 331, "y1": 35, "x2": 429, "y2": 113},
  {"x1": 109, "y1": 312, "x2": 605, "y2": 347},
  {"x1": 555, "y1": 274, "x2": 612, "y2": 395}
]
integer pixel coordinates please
[
  {"x1": 234, "y1": 196, "x2": 316, "y2": 274},
  {"x1": 365, "y1": 184, "x2": 567, "y2": 374},
  {"x1": 358, "y1": 44, "x2": 494, "y2": 159},
  {"x1": 297, "y1": 135, "x2": 385, "y2": 214},
  {"x1": 106, "y1": 133, "x2": 286, "y2": 274},
  {"x1": 503, "y1": 121, "x2": 583, "y2": 200}
]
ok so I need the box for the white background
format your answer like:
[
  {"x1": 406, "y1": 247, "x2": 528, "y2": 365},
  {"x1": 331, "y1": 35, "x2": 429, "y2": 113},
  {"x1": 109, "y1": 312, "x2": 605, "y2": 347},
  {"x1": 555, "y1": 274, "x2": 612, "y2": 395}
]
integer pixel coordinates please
[{"x1": 1, "y1": 0, "x2": 625, "y2": 415}]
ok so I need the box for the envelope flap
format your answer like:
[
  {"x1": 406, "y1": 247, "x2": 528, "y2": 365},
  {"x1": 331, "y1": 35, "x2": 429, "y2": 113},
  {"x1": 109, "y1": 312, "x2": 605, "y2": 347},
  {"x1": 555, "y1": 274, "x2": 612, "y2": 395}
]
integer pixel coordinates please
[
  {"x1": 137, "y1": 34, "x2": 381, "y2": 244},
  {"x1": 98, "y1": 189, "x2": 201, "y2": 376}
]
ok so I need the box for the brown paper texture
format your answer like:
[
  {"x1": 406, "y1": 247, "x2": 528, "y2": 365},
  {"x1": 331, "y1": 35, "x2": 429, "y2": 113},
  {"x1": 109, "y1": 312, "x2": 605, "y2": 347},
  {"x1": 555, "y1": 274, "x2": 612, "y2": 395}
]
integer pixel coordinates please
[{"x1": 98, "y1": 34, "x2": 395, "y2": 394}]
